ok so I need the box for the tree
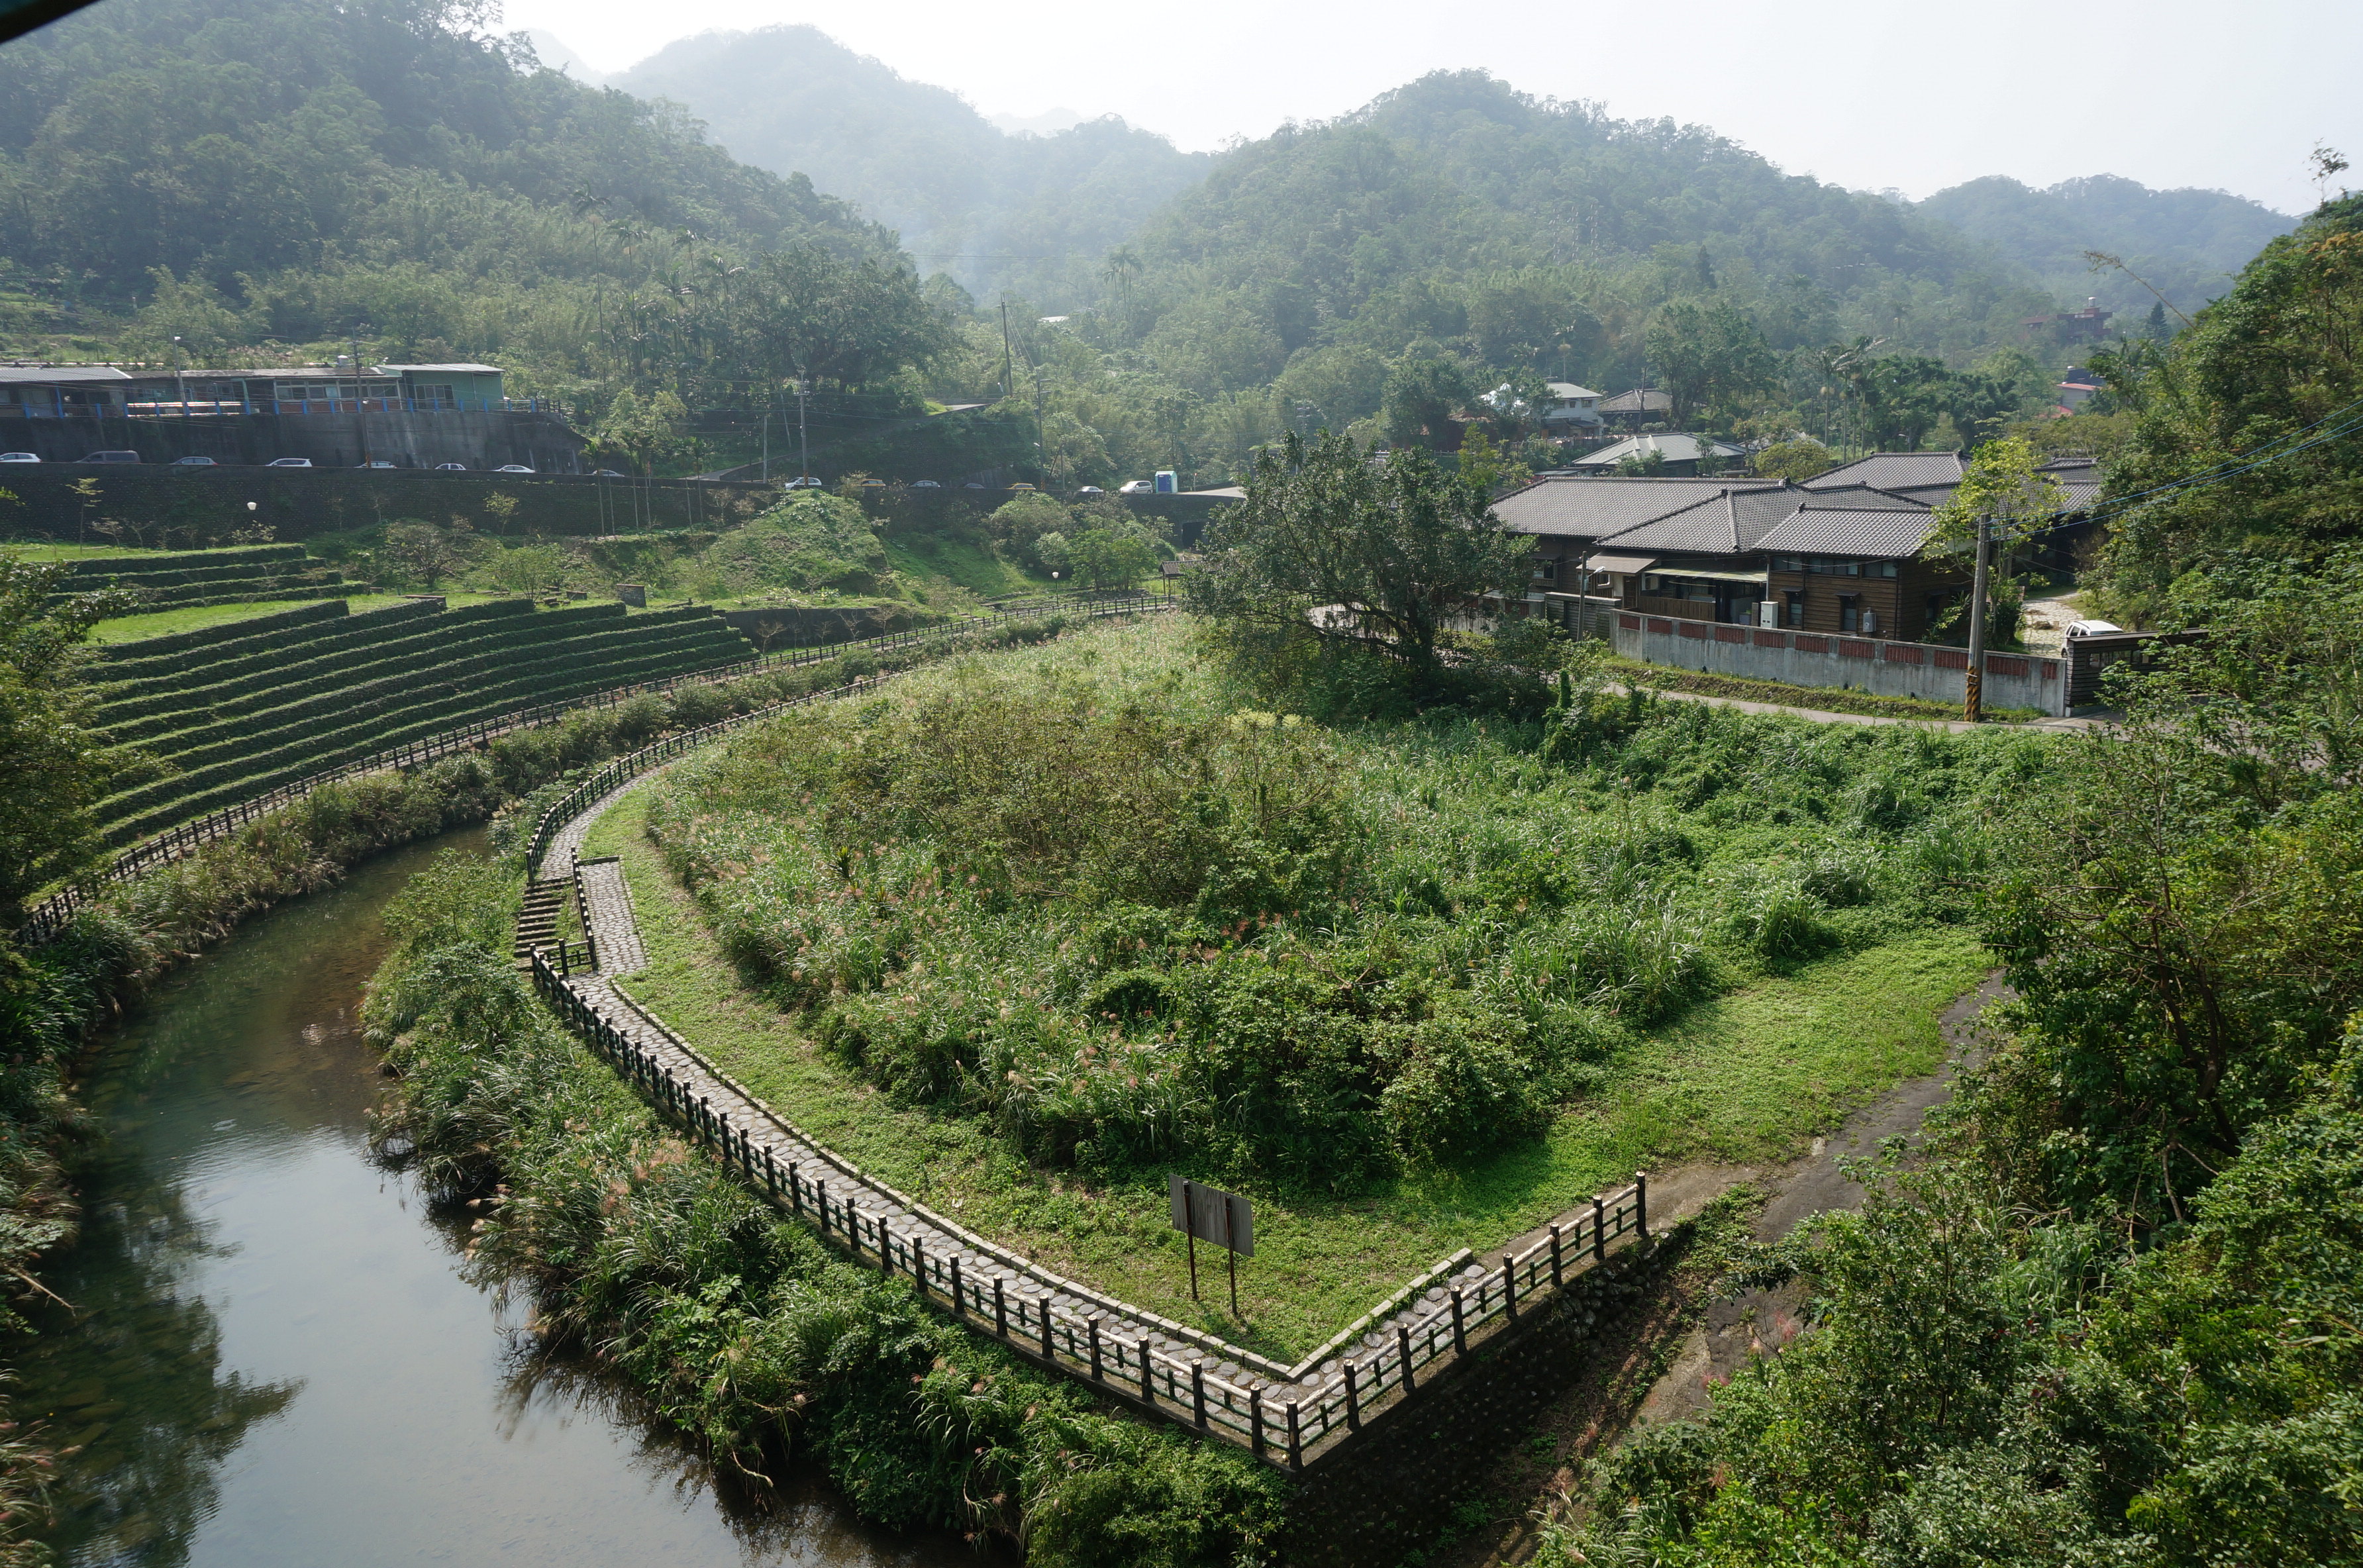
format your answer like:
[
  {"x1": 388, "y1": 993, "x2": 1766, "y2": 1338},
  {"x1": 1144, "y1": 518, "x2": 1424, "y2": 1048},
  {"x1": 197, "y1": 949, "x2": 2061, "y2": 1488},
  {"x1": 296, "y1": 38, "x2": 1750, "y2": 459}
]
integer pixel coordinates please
[
  {"x1": 1644, "y1": 298, "x2": 1774, "y2": 426},
  {"x1": 1186, "y1": 429, "x2": 1527, "y2": 672},
  {"x1": 1068, "y1": 527, "x2": 1156, "y2": 593},
  {"x1": 1750, "y1": 437, "x2": 1835, "y2": 481},
  {"x1": 2089, "y1": 195, "x2": 2363, "y2": 622},
  {"x1": 379, "y1": 519, "x2": 476, "y2": 589},
  {"x1": 1380, "y1": 357, "x2": 1472, "y2": 451},
  {"x1": 0, "y1": 559, "x2": 140, "y2": 921}
]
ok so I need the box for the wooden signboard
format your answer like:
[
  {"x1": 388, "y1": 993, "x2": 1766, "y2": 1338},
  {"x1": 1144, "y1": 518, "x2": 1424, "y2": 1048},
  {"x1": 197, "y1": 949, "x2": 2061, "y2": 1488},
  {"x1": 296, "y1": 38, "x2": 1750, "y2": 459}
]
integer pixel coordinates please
[{"x1": 1170, "y1": 1175, "x2": 1253, "y2": 1314}]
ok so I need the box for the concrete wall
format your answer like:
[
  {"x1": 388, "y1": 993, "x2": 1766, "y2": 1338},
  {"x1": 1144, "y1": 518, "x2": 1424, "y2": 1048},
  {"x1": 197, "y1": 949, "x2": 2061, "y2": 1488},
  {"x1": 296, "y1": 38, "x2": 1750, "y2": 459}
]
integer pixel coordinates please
[
  {"x1": 0, "y1": 410, "x2": 585, "y2": 471},
  {"x1": 1613, "y1": 612, "x2": 2067, "y2": 716}
]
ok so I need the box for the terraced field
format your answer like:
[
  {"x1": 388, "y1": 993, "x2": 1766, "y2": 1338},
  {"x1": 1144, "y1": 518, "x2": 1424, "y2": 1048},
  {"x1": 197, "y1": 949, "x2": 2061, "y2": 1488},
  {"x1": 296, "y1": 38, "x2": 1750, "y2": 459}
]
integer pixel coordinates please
[
  {"x1": 56, "y1": 543, "x2": 348, "y2": 612},
  {"x1": 87, "y1": 596, "x2": 756, "y2": 844}
]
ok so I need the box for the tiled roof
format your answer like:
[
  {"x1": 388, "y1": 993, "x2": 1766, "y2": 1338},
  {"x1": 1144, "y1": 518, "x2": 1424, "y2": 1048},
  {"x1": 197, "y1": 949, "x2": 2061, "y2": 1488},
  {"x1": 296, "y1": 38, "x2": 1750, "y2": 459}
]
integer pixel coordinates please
[
  {"x1": 1803, "y1": 452, "x2": 1968, "y2": 491},
  {"x1": 1599, "y1": 389, "x2": 1674, "y2": 413},
  {"x1": 1493, "y1": 476, "x2": 1780, "y2": 540},
  {"x1": 1568, "y1": 433, "x2": 1746, "y2": 469},
  {"x1": 1756, "y1": 507, "x2": 1936, "y2": 559}
]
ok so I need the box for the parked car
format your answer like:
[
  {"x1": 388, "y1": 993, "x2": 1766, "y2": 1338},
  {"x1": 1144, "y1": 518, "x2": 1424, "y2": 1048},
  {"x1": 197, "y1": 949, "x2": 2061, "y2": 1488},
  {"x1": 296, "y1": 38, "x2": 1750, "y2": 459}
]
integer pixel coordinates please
[
  {"x1": 911, "y1": 479, "x2": 941, "y2": 489},
  {"x1": 858, "y1": 477, "x2": 887, "y2": 489},
  {"x1": 781, "y1": 475, "x2": 824, "y2": 489},
  {"x1": 355, "y1": 459, "x2": 397, "y2": 469},
  {"x1": 962, "y1": 481, "x2": 988, "y2": 489},
  {"x1": 265, "y1": 457, "x2": 313, "y2": 467},
  {"x1": 1006, "y1": 482, "x2": 1037, "y2": 493},
  {"x1": 1075, "y1": 485, "x2": 1105, "y2": 495},
  {"x1": 79, "y1": 450, "x2": 140, "y2": 464},
  {"x1": 2064, "y1": 620, "x2": 2125, "y2": 638},
  {"x1": 0, "y1": 452, "x2": 39, "y2": 464},
  {"x1": 494, "y1": 464, "x2": 533, "y2": 473},
  {"x1": 434, "y1": 462, "x2": 468, "y2": 471},
  {"x1": 169, "y1": 455, "x2": 218, "y2": 467},
  {"x1": 1117, "y1": 479, "x2": 1156, "y2": 495},
  {"x1": 590, "y1": 468, "x2": 624, "y2": 477}
]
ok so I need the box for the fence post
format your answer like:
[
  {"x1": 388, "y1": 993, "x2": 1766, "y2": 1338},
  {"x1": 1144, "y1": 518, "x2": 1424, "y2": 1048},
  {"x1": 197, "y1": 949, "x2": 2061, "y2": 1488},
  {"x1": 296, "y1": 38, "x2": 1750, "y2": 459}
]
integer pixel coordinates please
[
  {"x1": 1286, "y1": 1402, "x2": 1301, "y2": 1472},
  {"x1": 1087, "y1": 1316, "x2": 1103, "y2": 1382},
  {"x1": 949, "y1": 1253, "x2": 963, "y2": 1316},
  {"x1": 1138, "y1": 1340, "x2": 1154, "y2": 1404},
  {"x1": 1397, "y1": 1324, "x2": 1415, "y2": 1393},
  {"x1": 1038, "y1": 1298, "x2": 1054, "y2": 1361},
  {"x1": 1450, "y1": 1288, "x2": 1467, "y2": 1357},
  {"x1": 1249, "y1": 1390, "x2": 1264, "y2": 1455},
  {"x1": 878, "y1": 1222, "x2": 893, "y2": 1276},
  {"x1": 1593, "y1": 1196, "x2": 1607, "y2": 1261},
  {"x1": 911, "y1": 1235, "x2": 926, "y2": 1300},
  {"x1": 994, "y1": 1277, "x2": 1007, "y2": 1338},
  {"x1": 1344, "y1": 1363, "x2": 1360, "y2": 1430},
  {"x1": 1191, "y1": 1362, "x2": 1208, "y2": 1428},
  {"x1": 1503, "y1": 1254, "x2": 1517, "y2": 1318},
  {"x1": 1636, "y1": 1171, "x2": 1648, "y2": 1240},
  {"x1": 1550, "y1": 1223, "x2": 1563, "y2": 1288},
  {"x1": 816, "y1": 1179, "x2": 829, "y2": 1236}
]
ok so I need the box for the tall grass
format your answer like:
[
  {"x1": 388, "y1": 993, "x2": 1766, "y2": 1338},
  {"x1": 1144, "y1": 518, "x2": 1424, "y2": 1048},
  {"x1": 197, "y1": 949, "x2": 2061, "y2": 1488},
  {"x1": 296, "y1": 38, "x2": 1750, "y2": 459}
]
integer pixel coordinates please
[
  {"x1": 366, "y1": 856, "x2": 1289, "y2": 1565},
  {"x1": 646, "y1": 620, "x2": 2053, "y2": 1195}
]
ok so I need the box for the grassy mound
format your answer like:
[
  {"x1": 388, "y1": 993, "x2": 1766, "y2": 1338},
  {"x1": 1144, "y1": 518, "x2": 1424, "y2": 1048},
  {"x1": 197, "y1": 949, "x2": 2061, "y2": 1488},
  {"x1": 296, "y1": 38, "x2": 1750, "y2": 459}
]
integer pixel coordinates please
[{"x1": 607, "y1": 618, "x2": 2049, "y2": 1352}]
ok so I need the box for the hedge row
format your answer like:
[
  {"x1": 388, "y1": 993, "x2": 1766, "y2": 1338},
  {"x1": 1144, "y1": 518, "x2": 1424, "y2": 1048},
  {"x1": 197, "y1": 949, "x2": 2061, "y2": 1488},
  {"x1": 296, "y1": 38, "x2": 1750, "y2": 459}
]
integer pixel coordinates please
[
  {"x1": 94, "y1": 599, "x2": 529, "y2": 708},
  {"x1": 91, "y1": 599, "x2": 352, "y2": 665},
  {"x1": 129, "y1": 616, "x2": 744, "y2": 777},
  {"x1": 94, "y1": 597, "x2": 475, "y2": 691},
  {"x1": 116, "y1": 577, "x2": 347, "y2": 614},
  {"x1": 65, "y1": 543, "x2": 307, "y2": 578},
  {"x1": 74, "y1": 556, "x2": 323, "y2": 591},
  {"x1": 94, "y1": 618, "x2": 754, "y2": 834},
  {"x1": 107, "y1": 602, "x2": 661, "y2": 748}
]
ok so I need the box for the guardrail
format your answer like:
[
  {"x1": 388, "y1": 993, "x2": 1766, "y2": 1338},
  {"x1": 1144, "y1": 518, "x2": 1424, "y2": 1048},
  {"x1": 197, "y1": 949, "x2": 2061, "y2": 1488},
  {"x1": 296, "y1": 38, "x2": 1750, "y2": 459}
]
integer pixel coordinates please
[
  {"x1": 14, "y1": 591, "x2": 1168, "y2": 947},
  {"x1": 532, "y1": 932, "x2": 1645, "y2": 1469}
]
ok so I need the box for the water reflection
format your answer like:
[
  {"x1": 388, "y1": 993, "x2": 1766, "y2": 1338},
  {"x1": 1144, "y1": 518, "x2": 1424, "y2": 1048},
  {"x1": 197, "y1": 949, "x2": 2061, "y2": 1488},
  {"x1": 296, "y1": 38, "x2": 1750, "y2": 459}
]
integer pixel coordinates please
[{"x1": 17, "y1": 834, "x2": 968, "y2": 1567}]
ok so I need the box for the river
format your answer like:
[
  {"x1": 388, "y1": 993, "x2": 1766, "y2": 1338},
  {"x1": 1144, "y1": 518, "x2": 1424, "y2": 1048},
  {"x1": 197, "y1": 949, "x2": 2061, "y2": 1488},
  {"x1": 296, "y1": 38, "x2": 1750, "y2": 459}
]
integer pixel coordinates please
[{"x1": 15, "y1": 830, "x2": 971, "y2": 1568}]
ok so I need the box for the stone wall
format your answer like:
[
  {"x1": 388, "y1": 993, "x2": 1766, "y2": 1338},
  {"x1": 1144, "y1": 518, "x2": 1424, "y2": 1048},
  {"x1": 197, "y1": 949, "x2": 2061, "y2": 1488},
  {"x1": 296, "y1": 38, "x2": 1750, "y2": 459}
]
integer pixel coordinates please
[
  {"x1": 0, "y1": 410, "x2": 583, "y2": 471},
  {"x1": 1613, "y1": 612, "x2": 2068, "y2": 716}
]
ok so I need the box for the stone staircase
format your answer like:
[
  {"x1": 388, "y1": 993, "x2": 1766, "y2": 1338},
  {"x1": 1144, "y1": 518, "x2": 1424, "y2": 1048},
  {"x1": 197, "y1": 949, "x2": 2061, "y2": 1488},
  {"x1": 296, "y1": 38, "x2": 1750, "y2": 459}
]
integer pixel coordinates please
[{"x1": 512, "y1": 877, "x2": 569, "y2": 964}]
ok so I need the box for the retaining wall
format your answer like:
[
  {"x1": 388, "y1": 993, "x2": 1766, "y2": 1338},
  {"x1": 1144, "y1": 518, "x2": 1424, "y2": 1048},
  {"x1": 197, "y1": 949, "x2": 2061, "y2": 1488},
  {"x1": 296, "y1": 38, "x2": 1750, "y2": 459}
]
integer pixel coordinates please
[{"x1": 1613, "y1": 613, "x2": 2067, "y2": 716}]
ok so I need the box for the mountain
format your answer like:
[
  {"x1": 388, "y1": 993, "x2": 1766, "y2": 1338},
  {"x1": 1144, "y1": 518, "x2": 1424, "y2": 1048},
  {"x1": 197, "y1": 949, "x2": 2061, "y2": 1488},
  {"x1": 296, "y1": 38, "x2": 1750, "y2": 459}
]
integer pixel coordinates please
[
  {"x1": 611, "y1": 26, "x2": 1210, "y2": 306},
  {"x1": 1915, "y1": 174, "x2": 2297, "y2": 322},
  {"x1": 0, "y1": 0, "x2": 938, "y2": 411},
  {"x1": 1097, "y1": 71, "x2": 2052, "y2": 399}
]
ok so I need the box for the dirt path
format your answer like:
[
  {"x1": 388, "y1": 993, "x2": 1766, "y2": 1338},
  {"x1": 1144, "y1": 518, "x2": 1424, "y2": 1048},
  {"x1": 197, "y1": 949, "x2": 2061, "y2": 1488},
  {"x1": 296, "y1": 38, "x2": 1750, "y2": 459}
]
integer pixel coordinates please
[{"x1": 1463, "y1": 973, "x2": 2015, "y2": 1567}]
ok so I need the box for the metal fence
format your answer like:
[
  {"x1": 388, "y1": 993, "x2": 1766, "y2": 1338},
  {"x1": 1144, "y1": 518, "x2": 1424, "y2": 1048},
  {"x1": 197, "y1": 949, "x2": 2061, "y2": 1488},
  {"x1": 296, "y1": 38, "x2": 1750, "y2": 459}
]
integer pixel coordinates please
[{"x1": 15, "y1": 591, "x2": 1167, "y2": 947}]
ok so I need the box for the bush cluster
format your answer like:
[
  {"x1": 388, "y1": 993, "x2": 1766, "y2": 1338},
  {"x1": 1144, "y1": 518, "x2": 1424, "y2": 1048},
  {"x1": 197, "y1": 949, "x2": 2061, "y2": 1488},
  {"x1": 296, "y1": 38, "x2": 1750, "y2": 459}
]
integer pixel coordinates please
[
  {"x1": 366, "y1": 856, "x2": 1289, "y2": 1567},
  {"x1": 648, "y1": 637, "x2": 2049, "y2": 1191}
]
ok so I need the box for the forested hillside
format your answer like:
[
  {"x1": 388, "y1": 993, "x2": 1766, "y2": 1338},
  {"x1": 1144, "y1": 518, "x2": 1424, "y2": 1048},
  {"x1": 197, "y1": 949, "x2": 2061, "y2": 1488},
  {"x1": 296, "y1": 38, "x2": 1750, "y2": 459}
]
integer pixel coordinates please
[
  {"x1": 613, "y1": 26, "x2": 1210, "y2": 307},
  {"x1": 0, "y1": 0, "x2": 948, "y2": 420},
  {"x1": 1917, "y1": 173, "x2": 2296, "y2": 323}
]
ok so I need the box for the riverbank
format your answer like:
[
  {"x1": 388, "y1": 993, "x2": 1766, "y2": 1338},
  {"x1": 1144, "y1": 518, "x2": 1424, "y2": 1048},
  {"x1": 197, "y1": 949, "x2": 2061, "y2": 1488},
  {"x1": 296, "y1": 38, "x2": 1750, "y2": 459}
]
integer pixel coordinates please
[
  {"x1": 0, "y1": 607, "x2": 1101, "y2": 1555},
  {"x1": 364, "y1": 852, "x2": 1291, "y2": 1565}
]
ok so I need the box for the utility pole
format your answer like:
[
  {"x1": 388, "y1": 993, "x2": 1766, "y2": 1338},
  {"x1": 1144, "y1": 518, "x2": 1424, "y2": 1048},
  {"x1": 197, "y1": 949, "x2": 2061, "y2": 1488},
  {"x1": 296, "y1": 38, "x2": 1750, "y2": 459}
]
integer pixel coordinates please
[
  {"x1": 350, "y1": 324, "x2": 374, "y2": 468},
  {"x1": 760, "y1": 402, "x2": 769, "y2": 483},
  {"x1": 796, "y1": 377, "x2": 810, "y2": 485},
  {"x1": 999, "y1": 301, "x2": 1015, "y2": 401},
  {"x1": 1963, "y1": 515, "x2": 1991, "y2": 722}
]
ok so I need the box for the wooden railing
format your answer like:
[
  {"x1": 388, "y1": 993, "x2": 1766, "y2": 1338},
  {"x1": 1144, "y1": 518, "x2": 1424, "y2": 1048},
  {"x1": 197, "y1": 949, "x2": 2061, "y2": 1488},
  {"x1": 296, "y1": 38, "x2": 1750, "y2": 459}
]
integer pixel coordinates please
[{"x1": 534, "y1": 928, "x2": 1650, "y2": 1469}]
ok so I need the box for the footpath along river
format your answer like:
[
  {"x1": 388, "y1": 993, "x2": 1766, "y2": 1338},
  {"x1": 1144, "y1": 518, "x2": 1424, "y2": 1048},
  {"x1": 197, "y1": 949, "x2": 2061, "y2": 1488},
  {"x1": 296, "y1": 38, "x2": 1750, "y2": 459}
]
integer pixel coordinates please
[{"x1": 15, "y1": 829, "x2": 972, "y2": 1567}]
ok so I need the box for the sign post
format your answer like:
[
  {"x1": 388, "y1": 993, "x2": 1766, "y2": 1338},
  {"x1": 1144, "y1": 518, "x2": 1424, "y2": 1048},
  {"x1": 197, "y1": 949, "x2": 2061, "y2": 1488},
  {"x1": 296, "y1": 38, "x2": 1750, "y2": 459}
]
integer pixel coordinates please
[{"x1": 1170, "y1": 1175, "x2": 1254, "y2": 1317}]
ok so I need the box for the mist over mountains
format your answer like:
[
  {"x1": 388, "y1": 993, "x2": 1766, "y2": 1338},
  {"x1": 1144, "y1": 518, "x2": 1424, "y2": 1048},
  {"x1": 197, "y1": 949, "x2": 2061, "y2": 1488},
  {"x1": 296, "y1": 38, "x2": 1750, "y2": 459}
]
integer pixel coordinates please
[{"x1": 611, "y1": 26, "x2": 1211, "y2": 306}]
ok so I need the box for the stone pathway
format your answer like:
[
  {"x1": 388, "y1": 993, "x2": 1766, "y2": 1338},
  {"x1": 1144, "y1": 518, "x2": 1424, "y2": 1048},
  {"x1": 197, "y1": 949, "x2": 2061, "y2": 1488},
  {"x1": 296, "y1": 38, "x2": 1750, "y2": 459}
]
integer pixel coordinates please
[
  {"x1": 574, "y1": 858, "x2": 645, "y2": 975},
  {"x1": 525, "y1": 723, "x2": 1660, "y2": 1471}
]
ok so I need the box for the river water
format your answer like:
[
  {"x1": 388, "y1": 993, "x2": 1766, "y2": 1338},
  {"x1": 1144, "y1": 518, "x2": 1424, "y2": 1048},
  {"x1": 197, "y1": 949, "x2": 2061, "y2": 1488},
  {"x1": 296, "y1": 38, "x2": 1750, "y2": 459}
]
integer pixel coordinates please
[{"x1": 17, "y1": 831, "x2": 969, "y2": 1568}]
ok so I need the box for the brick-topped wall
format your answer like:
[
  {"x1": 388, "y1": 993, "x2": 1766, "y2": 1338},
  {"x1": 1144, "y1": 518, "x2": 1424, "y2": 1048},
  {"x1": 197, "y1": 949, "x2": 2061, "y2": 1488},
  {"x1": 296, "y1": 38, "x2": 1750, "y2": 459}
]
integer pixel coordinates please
[{"x1": 1614, "y1": 614, "x2": 2066, "y2": 715}]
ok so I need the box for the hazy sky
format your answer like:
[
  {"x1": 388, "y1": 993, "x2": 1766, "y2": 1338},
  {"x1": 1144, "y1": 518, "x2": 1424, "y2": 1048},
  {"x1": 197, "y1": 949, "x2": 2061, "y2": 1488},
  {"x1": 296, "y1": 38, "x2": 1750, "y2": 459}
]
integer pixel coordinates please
[{"x1": 504, "y1": 0, "x2": 2357, "y2": 215}]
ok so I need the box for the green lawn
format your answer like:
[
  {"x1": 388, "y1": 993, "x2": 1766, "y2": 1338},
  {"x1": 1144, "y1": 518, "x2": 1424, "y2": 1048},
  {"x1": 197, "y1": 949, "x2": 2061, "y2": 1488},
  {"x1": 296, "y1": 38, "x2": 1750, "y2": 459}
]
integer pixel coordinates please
[
  {"x1": 85, "y1": 592, "x2": 511, "y2": 643},
  {"x1": 581, "y1": 785, "x2": 1988, "y2": 1361}
]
